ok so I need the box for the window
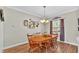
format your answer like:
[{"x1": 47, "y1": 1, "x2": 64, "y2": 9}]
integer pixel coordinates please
[{"x1": 52, "y1": 19, "x2": 60, "y2": 34}]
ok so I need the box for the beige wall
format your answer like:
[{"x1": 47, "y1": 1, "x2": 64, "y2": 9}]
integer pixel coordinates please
[{"x1": 3, "y1": 7, "x2": 42, "y2": 48}]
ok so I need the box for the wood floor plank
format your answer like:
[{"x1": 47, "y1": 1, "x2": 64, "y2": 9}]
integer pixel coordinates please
[{"x1": 4, "y1": 42, "x2": 78, "y2": 53}]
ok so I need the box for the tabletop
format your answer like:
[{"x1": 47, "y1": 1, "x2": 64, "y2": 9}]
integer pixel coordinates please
[{"x1": 29, "y1": 34, "x2": 58, "y2": 42}]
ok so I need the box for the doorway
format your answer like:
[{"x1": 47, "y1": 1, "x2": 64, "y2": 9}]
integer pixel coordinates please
[{"x1": 50, "y1": 19, "x2": 65, "y2": 41}]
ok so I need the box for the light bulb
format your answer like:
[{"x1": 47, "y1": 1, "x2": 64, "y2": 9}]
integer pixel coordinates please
[
  {"x1": 40, "y1": 19, "x2": 49, "y2": 23},
  {"x1": 40, "y1": 19, "x2": 45, "y2": 23}
]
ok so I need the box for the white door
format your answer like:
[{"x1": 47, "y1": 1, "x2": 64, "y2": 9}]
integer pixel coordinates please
[{"x1": 0, "y1": 20, "x2": 3, "y2": 52}]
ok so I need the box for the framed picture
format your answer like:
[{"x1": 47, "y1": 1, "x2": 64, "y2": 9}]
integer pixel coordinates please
[
  {"x1": 78, "y1": 27, "x2": 79, "y2": 31},
  {"x1": 78, "y1": 18, "x2": 79, "y2": 25},
  {"x1": 78, "y1": 18, "x2": 79, "y2": 31},
  {"x1": 24, "y1": 19, "x2": 39, "y2": 29},
  {"x1": 24, "y1": 20, "x2": 28, "y2": 26},
  {"x1": 0, "y1": 9, "x2": 4, "y2": 22}
]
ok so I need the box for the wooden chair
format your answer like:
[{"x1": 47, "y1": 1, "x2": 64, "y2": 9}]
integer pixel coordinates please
[
  {"x1": 41, "y1": 40, "x2": 52, "y2": 52},
  {"x1": 38, "y1": 34, "x2": 58, "y2": 52},
  {"x1": 51, "y1": 34, "x2": 58, "y2": 49},
  {"x1": 27, "y1": 35, "x2": 40, "y2": 52},
  {"x1": 44, "y1": 34, "x2": 58, "y2": 52}
]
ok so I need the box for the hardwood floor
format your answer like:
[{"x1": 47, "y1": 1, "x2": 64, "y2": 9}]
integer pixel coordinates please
[{"x1": 4, "y1": 41, "x2": 78, "y2": 53}]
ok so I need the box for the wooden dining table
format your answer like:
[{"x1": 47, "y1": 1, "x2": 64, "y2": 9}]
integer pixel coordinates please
[
  {"x1": 28, "y1": 34, "x2": 58, "y2": 50},
  {"x1": 30, "y1": 34, "x2": 57, "y2": 42}
]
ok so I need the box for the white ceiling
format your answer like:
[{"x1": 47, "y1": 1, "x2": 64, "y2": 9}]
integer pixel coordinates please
[{"x1": 7, "y1": 6, "x2": 79, "y2": 19}]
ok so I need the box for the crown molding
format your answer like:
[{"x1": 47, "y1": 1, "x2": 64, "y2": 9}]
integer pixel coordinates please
[
  {"x1": 60, "y1": 8, "x2": 78, "y2": 15},
  {"x1": 6, "y1": 6, "x2": 42, "y2": 19},
  {"x1": 52, "y1": 8, "x2": 79, "y2": 19},
  {"x1": 6, "y1": 7, "x2": 79, "y2": 20}
]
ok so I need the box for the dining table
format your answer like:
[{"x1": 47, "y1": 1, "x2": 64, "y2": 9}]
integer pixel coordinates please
[
  {"x1": 28, "y1": 34, "x2": 58, "y2": 52},
  {"x1": 30, "y1": 34, "x2": 57, "y2": 42}
]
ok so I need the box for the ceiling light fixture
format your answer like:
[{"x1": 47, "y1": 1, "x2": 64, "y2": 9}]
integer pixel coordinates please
[{"x1": 40, "y1": 6, "x2": 49, "y2": 24}]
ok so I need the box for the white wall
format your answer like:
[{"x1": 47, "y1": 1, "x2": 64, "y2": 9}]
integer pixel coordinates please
[
  {"x1": 3, "y1": 7, "x2": 42, "y2": 48},
  {"x1": 75, "y1": 10, "x2": 79, "y2": 45},
  {"x1": 0, "y1": 21, "x2": 3, "y2": 52},
  {"x1": 46, "y1": 10, "x2": 78, "y2": 44},
  {"x1": 46, "y1": 22, "x2": 50, "y2": 34},
  {"x1": 3, "y1": 7, "x2": 79, "y2": 48},
  {"x1": 76, "y1": 10, "x2": 79, "y2": 36},
  {"x1": 40, "y1": 23, "x2": 49, "y2": 34},
  {"x1": 0, "y1": 7, "x2": 3, "y2": 52},
  {"x1": 60, "y1": 11, "x2": 78, "y2": 44}
]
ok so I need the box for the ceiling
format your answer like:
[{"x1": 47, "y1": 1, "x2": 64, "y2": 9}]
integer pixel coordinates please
[{"x1": 7, "y1": 6, "x2": 79, "y2": 19}]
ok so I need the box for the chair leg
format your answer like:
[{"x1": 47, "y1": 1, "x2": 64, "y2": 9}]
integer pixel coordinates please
[
  {"x1": 45, "y1": 46, "x2": 48, "y2": 53},
  {"x1": 28, "y1": 47, "x2": 31, "y2": 53}
]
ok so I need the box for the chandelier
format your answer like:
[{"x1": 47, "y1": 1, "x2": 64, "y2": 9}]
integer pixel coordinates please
[{"x1": 40, "y1": 6, "x2": 49, "y2": 24}]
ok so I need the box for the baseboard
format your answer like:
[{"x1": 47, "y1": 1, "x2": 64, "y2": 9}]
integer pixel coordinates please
[
  {"x1": 3, "y1": 41, "x2": 28, "y2": 50},
  {"x1": 59, "y1": 41, "x2": 79, "y2": 46},
  {"x1": 3, "y1": 41, "x2": 79, "y2": 50}
]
